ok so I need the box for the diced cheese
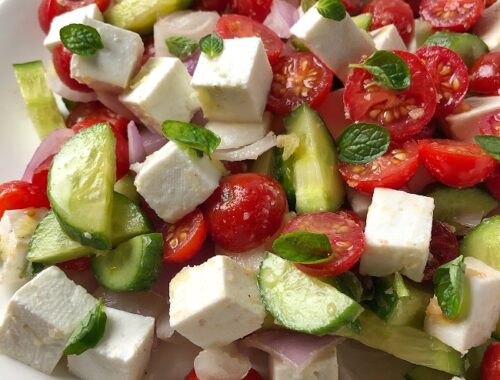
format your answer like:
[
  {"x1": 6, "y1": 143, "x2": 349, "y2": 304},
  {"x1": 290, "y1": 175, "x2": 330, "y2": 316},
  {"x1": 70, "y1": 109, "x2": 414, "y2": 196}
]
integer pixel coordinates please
[
  {"x1": 169, "y1": 255, "x2": 266, "y2": 348},
  {"x1": 67, "y1": 307, "x2": 155, "y2": 380},
  {"x1": 154, "y1": 10, "x2": 220, "y2": 57},
  {"x1": 0, "y1": 266, "x2": 97, "y2": 373},
  {"x1": 346, "y1": 188, "x2": 372, "y2": 220},
  {"x1": 191, "y1": 38, "x2": 273, "y2": 123},
  {"x1": 472, "y1": 0, "x2": 500, "y2": 52},
  {"x1": 120, "y1": 57, "x2": 200, "y2": 134},
  {"x1": 359, "y1": 188, "x2": 434, "y2": 282},
  {"x1": 214, "y1": 244, "x2": 267, "y2": 274},
  {"x1": 370, "y1": 25, "x2": 407, "y2": 51},
  {"x1": 290, "y1": 7, "x2": 375, "y2": 82},
  {"x1": 193, "y1": 345, "x2": 251, "y2": 380},
  {"x1": 317, "y1": 88, "x2": 352, "y2": 139},
  {"x1": 134, "y1": 142, "x2": 222, "y2": 223},
  {"x1": 43, "y1": 4, "x2": 103, "y2": 51},
  {"x1": 71, "y1": 17, "x2": 144, "y2": 93},
  {"x1": 424, "y1": 257, "x2": 500, "y2": 354}
]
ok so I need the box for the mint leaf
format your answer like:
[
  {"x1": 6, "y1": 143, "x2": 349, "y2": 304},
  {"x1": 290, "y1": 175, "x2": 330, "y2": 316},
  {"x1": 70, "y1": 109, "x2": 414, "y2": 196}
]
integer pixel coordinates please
[
  {"x1": 162, "y1": 120, "x2": 221, "y2": 157},
  {"x1": 366, "y1": 273, "x2": 409, "y2": 321},
  {"x1": 317, "y1": 0, "x2": 346, "y2": 21},
  {"x1": 166, "y1": 36, "x2": 198, "y2": 59},
  {"x1": 337, "y1": 123, "x2": 390, "y2": 164},
  {"x1": 433, "y1": 256, "x2": 466, "y2": 319},
  {"x1": 60, "y1": 24, "x2": 104, "y2": 56},
  {"x1": 199, "y1": 34, "x2": 224, "y2": 59},
  {"x1": 475, "y1": 135, "x2": 500, "y2": 160},
  {"x1": 350, "y1": 50, "x2": 411, "y2": 91},
  {"x1": 330, "y1": 272, "x2": 364, "y2": 302},
  {"x1": 64, "y1": 299, "x2": 107, "y2": 355},
  {"x1": 272, "y1": 231, "x2": 333, "y2": 264}
]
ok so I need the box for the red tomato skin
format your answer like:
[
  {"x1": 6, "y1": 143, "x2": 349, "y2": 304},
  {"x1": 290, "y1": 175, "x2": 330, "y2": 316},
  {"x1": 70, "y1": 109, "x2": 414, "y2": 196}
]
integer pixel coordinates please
[
  {"x1": 58, "y1": 256, "x2": 91, "y2": 272},
  {"x1": 230, "y1": 0, "x2": 273, "y2": 22},
  {"x1": 419, "y1": 0, "x2": 485, "y2": 32},
  {"x1": 185, "y1": 369, "x2": 263, "y2": 380},
  {"x1": 38, "y1": 0, "x2": 57, "y2": 34},
  {"x1": 481, "y1": 343, "x2": 500, "y2": 380},
  {"x1": 469, "y1": 52, "x2": 500, "y2": 96},
  {"x1": 67, "y1": 102, "x2": 129, "y2": 137},
  {"x1": 418, "y1": 139, "x2": 496, "y2": 188},
  {"x1": 53, "y1": 45, "x2": 93, "y2": 93},
  {"x1": 0, "y1": 181, "x2": 50, "y2": 218},
  {"x1": 203, "y1": 173, "x2": 287, "y2": 253},
  {"x1": 341, "y1": 0, "x2": 363, "y2": 15},
  {"x1": 485, "y1": 166, "x2": 500, "y2": 200},
  {"x1": 423, "y1": 221, "x2": 459, "y2": 281},
  {"x1": 478, "y1": 109, "x2": 500, "y2": 137},
  {"x1": 363, "y1": 0, "x2": 415, "y2": 44},
  {"x1": 31, "y1": 155, "x2": 55, "y2": 193},
  {"x1": 193, "y1": 0, "x2": 230, "y2": 12}
]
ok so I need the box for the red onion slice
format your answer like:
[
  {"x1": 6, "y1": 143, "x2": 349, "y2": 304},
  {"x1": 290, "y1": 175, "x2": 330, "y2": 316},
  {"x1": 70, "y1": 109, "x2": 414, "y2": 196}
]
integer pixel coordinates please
[
  {"x1": 140, "y1": 129, "x2": 168, "y2": 156},
  {"x1": 184, "y1": 50, "x2": 201, "y2": 76},
  {"x1": 128, "y1": 121, "x2": 147, "y2": 164},
  {"x1": 264, "y1": 0, "x2": 300, "y2": 38},
  {"x1": 213, "y1": 133, "x2": 277, "y2": 161}
]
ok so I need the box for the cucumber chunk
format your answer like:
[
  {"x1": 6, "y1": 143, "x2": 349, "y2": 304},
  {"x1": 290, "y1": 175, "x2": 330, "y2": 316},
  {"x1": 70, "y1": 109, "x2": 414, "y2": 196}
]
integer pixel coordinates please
[
  {"x1": 461, "y1": 216, "x2": 500, "y2": 270},
  {"x1": 273, "y1": 148, "x2": 296, "y2": 211},
  {"x1": 110, "y1": 193, "x2": 152, "y2": 245},
  {"x1": 13, "y1": 61, "x2": 66, "y2": 138},
  {"x1": 405, "y1": 366, "x2": 452, "y2": 380},
  {"x1": 284, "y1": 104, "x2": 345, "y2": 214},
  {"x1": 114, "y1": 175, "x2": 140, "y2": 204},
  {"x1": 91, "y1": 233, "x2": 163, "y2": 291},
  {"x1": 48, "y1": 123, "x2": 116, "y2": 250},
  {"x1": 250, "y1": 148, "x2": 274, "y2": 176},
  {"x1": 258, "y1": 253, "x2": 363, "y2": 335},
  {"x1": 352, "y1": 13, "x2": 372, "y2": 31}
]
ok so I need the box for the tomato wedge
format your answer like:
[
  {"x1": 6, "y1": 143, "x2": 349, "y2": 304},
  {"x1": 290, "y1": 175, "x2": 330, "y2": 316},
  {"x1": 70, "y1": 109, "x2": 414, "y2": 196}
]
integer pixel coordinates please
[
  {"x1": 0, "y1": 181, "x2": 50, "y2": 218},
  {"x1": 31, "y1": 155, "x2": 54, "y2": 193},
  {"x1": 230, "y1": 0, "x2": 272, "y2": 22},
  {"x1": 53, "y1": 45, "x2": 93, "y2": 93},
  {"x1": 363, "y1": 0, "x2": 415, "y2": 44},
  {"x1": 423, "y1": 221, "x2": 459, "y2": 281},
  {"x1": 469, "y1": 52, "x2": 500, "y2": 96},
  {"x1": 481, "y1": 343, "x2": 500, "y2": 380},
  {"x1": 419, "y1": 0, "x2": 485, "y2": 32}
]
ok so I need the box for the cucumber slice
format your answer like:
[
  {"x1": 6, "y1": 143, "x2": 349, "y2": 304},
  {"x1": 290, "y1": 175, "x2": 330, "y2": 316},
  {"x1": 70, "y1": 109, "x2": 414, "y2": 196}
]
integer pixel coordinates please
[
  {"x1": 273, "y1": 148, "x2": 296, "y2": 211},
  {"x1": 48, "y1": 123, "x2": 116, "y2": 250},
  {"x1": 91, "y1": 233, "x2": 163, "y2": 291},
  {"x1": 250, "y1": 148, "x2": 274, "y2": 176},
  {"x1": 284, "y1": 104, "x2": 345, "y2": 214},
  {"x1": 114, "y1": 175, "x2": 140, "y2": 204},
  {"x1": 110, "y1": 193, "x2": 152, "y2": 245},
  {"x1": 105, "y1": 0, "x2": 192, "y2": 34},
  {"x1": 461, "y1": 216, "x2": 500, "y2": 270},
  {"x1": 258, "y1": 253, "x2": 363, "y2": 335},
  {"x1": 13, "y1": 61, "x2": 66, "y2": 138},
  {"x1": 352, "y1": 13, "x2": 372, "y2": 31},
  {"x1": 405, "y1": 366, "x2": 452, "y2": 380}
]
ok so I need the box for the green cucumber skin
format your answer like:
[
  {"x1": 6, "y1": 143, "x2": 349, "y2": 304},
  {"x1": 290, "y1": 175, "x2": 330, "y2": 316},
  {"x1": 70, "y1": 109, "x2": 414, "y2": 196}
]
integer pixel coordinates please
[
  {"x1": 461, "y1": 216, "x2": 500, "y2": 270},
  {"x1": 111, "y1": 193, "x2": 152, "y2": 245},
  {"x1": 114, "y1": 175, "x2": 140, "y2": 204},
  {"x1": 424, "y1": 32, "x2": 489, "y2": 67},
  {"x1": 272, "y1": 148, "x2": 296, "y2": 211},
  {"x1": 352, "y1": 13, "x2": 372, "y2": 31}
]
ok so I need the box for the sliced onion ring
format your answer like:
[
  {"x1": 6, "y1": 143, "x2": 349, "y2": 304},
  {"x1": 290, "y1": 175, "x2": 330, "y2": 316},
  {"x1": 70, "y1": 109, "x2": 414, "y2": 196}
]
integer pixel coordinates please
[
  {"x1": 213, "y1": 133, "x2": 277, "y2": 162},
  {"x1": 127, "y1": 121, "x2": 146, "y2": 164}
]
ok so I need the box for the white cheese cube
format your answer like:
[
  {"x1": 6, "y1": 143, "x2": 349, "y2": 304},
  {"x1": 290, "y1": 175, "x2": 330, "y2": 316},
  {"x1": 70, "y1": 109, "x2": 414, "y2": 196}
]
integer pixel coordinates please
[
  {"x1": 169, "y1": 255, "x2": 266, "y2": 348},
  {"x1": 67, "y1": 307, "x2": 155, "y2": 380},
  {"x1": 192, "y1": 37, "x2": 273, "y2": 123},
  {"x1": 43, "y1": 4, "x2": 103, "y2": 51},
  {"x1": 346, "y1": 188, "x2": 372, "y2": 220},
  {"x1": 472, "y1": 0, "x2": 500, "y2": 52},
  {"x1": 370, "y1": 25, "x2": 407, "y2": 51},
  {"x1": 359, "y1": 188, "x2": 434, "y2": 282},
  {"x1": 0, "y1": 266, "x2": 97, "y2": 373},
  {"x1": 154, "y1": 10, "x2": 220, "y2": 57},
  {"x1": 290, "y1": 7, "x2": 376, "y2": 82},
  {"x1": 134, "y1": 142, "x2": 222, "y2": 223},
  {"x1": 71, "y1": 17, "x2": 144, "y2": 94},
  {"x1": 424, "y1": 257, "x2": 500, "y2": 354},
  {"x1": 120, "y1": 57, "x2": 200, "y2": 134}
]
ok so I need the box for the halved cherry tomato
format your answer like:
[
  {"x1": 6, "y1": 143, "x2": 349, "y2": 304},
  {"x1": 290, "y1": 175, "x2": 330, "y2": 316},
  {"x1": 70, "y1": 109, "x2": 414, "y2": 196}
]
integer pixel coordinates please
[
  {"x1": 339, "y1": 140, "x2": 420, "y2": 194},
  {"x1": 230, "y1": 0, "x2": 272, "y2": 22},
  {"x1": 418, "y1": 139, "x2": 496, "y2": 188},
  {"x1": 485, "y1": 166, "x2": 500, "y2": 200},
  {"x1": 344, "y1": 50, "x2": 437, "y2": 141},
  {"x1": 416, "y1": 46, "x2": 469, "y2": 116},
  {"x1": 419, "y1": 0, "x2": 484, "y2": 32},
  {"x1": 67, "y1": 101, "x2": 129, "y2": 137},
  {"x1": 185, "y1": 368, "x2": 263, "y2": 380},
  {"x1": 203, "y1": 173, "x2": 287, "y2": 252},
  {"x1": 193, "y1": 0, "x2": 230, "y2": 12},
  {"x1": 267, "y1": 52, "x2": 334, "y2": 116},
  {"x1": 58, "y1": 257, "x2": 91, "y2": 272},
  {"x1": 423, "y1": 221, "x2": 459, "y2": 281},
  {"x1": 283, "y1": 211, "x2": 366, "y2": 277},
  {"x1": 469, "y1": 52, "x2": 500, "y2": 96},
  {"x1": 215, "y1": 14, "x2": 284, "y2": 64},
  {"x1": 140, "y1": 36, "x2": 156, "y2": 67},
  {"x1": 481, "y1": 343, "x2": 500, "y2": 380},
  {"x1": 414, "y1": 119, "x2": 438, "y2": 139},
  {"x1": 0, "y1": 181, "x2": 50, "y2": 218},
  {"x1": 31, "y1": 154, "x2": 55, "y2": 193},
  {"x1": 478, "y1": 109, "x2": 500, "y2": 137},
  {"x1": 363, "y1": 0, "x2": 414, "y2": 44},
  {"x1": 161, "y1": 209, "x2": 207, "y2": 263},
  {"x1": 52, "y1": 44, "x2": 93, "y2": 93}
]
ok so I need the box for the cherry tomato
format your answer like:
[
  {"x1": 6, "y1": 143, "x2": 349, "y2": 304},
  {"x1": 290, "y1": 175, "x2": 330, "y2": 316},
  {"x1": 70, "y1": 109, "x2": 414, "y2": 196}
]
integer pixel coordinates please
[
  {"x1": 419, "y1": 0, "x2": 485, "y2": 32},
  {"x1": 486, "y1": 0, "x2": 497, "y2": 6},
  {"x1": 185, "y1": 368, "x2": 263, "y2": 380},
  {"x1": 341, "y1": 0, "x2": 363, "y2": 15},
  {"x1": 469, "y1": 52, "x2": 500, "y2": 96},
  {"x1": 485, "y1": 166, "x2": 500, "y2": 200},
  {"x1": 404, "y1": 0, "x2": 422, "y2": 17},
  {"x1": 423, "y1": 221, "x2": 459, "y2": 281},
  {"x1": 339, "y1": 140, "x2": 420, "y2": 194},
  {"x1": 230, "y1": 0, "x2": 272, "y2": 22},
  {"x1": 203, "y1": 173, "x2": 287, "y2": 252},
  {"x1": 416, "y1": 46, "x2": 469, "y2": 116},
  {"x1": 363, "y1": 0, "x2": 414, "y2": 44},
  {"x1": 140, "y1": 36, "x2": 156, "y2": 67},
  {"x1": 67, "y1": 101, "x2": 129, "y2": 137},
  {"x1": 283, "y1": 211, "x2": 366, "y2": 277},
  {"x1": 58, "y1": 257, "x2": 91, "y2": 272},
  {"x1": 193, "y1": 0, "x2": 230, "y2": 12},
  {"x1": 481, "y1": 343, "x2": 500, "y2": 380},
  {"x1": 418, "y1": 139, "x2": 496, "y2": 188},
  {"x1": 478, "y1": 109, "x2": 500, "y2": 137},
  {"x1": 0, "y1": 181, "x2": 50, "y2": 218},
  {"x1": 222, "y1": 160, "x2": 248, "y2": 174},
  {"x1": 215, "y1": 14, "x2": 284, "y2": 65},
  {"x1": 52, "y1": 44, "x2": 93, "y2": 93},
  {"x1": 344, "y1": 50, "x2": 437, "y2": 141},
  {"x1": 31, "y1": 154, "x2": 55, "y2": 193},
  {"x1": 267, "y1": 52, "x2": 334, "y2": 116}
]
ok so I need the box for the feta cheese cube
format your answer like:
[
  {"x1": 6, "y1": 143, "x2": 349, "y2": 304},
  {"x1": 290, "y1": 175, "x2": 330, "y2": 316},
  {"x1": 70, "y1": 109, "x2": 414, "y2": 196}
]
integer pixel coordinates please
[
  {"x1": 0, "y1": 266, "x2": 97, "y2": 373},
  {"x1": 370, "y1": 25, "x2": 407, "y2": 51},
  {"x1": 71, "y1": 17, "x2": 144, "y2": 93},
  {"x1": 359, "y1": 188, "x2": 434, "y2": 282},
  {"x1": 169, "y1": 255, "x2": 266, "y2": 348},
  {"x1": 425, "y1": 257, "x2": 500, "y2": 354},
  {"x1": 472, "y1": 0, "x2": 500, "y2": 52},
  {"x1": 290, "y1": 7, "x2": 375, "y2": 82},
  {"x1": 346, "y1": 188, "x2": 372, "y2": 220},
  {"x1": 120, "y1": 57, "x2": 200, "y2": 134},
  {"x1": 192, "y1": 37, "x2": 273, "y2": 123},
  {"x1": 67, "y1": 307, "x2": 155, "y2": 380},
  {"x1": 43, "y1": 4, "x2": 103, "y2": 51},
  {"x1": 134, "y1": 142, "x2": 222, "y2": 223}
]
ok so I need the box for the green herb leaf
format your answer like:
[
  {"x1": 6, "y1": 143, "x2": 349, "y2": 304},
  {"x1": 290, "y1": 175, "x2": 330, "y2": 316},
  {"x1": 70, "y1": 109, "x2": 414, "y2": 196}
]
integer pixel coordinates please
[
  {"x1": 162, "y1": 120, "x2": 221, "y2": 157},
  {"x1": 350, "y1": 50, "x2": 411, "y2": 91},
  {"x1": 316, "y1": 0, "x2": 346, "y2": 21},
  {"x1": 64, "y1": 299, "x2": 107, "y2": 355},
  {"x1": 366, "y1": 273, "x2": 409, "y2": 321},
  {"x1": 337, "y1": 123, "x2": 391, "y2": 164},
  {"x1": 60, "y1": 24, "x2": 104, "y2": 56},
  {"x1": 475, "y1": 135, "x2": 500, "y2": 160},
  {"x1": 199, "y1": 34, "x2": 224, "y2": 59},
  {"x1": 433, "y1": 256, "x2": 466, "y2": 319},
  {"x1": 272, "y1": 231, "x2": 333, "y2": 264},
  {"x1": 165, "y1": 36, "x2": 198, "y2": 59},
  {"x1": 349, "y1": 319, "x2": 362, "y2": 334},
  {"x1": 330, "y1": 272, "x2": 364, "y2": 302}
]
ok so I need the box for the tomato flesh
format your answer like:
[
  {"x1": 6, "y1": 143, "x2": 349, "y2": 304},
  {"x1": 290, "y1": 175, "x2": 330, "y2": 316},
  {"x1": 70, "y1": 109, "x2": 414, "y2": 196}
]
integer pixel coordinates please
[
  {"x1": 363, "y1": 0, "x2": 415, "y2": 44},
  {"x1": 52, "y1": 44, "x2": 93, "y2": 93},
  {"x1": 423, "y1": 221, "x2": 459, "y2": 281},
  {"x1": 58, "y1": 256, "x2": 91, "y2": 272},
  {"x1": 203, "y1": 173, "x2": 287, "y2": 253},
  {"x1": 478, "y1": 109, "x2": 500, "y2": 137},
  {"x1": 469, "y1": 52, "x2": 500, "y2": 96},
  {"x1": 193, "y1": 0, "x2": 230, "y2": 12},
  {"x1": 230, "y1": 0, "x2": 273, "y2": 22},
  {"x1": 31, "y1": 155, "x2": 55, "y2": 193},
  {"x1": 419, "y1": 0, "x2": 485, "y2": 32},
  {"x1": 481, "y1": 343, "x2": 500, "y2": 380},
  {"x1": 0, "y1": 181, "x2": 50, "y2": 218},
  {"x1": 485, "y1": 165, "x2": 500, "y2": 200}
]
